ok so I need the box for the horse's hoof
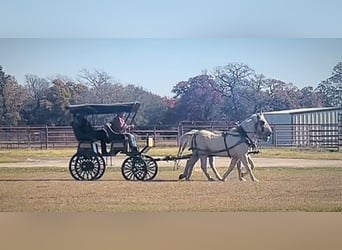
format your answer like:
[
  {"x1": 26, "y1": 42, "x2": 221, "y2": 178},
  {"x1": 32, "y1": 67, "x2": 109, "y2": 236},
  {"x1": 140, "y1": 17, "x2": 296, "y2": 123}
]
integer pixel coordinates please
[
  {"x1": 253, "y1": 178, "x2": 259, "y2": 183},
  {"x1": 239, "y1": 177, "x2": 247, "y2": 182},
  {"x1": 178, "y1": 174, "x2": 185, "y2": 180}
]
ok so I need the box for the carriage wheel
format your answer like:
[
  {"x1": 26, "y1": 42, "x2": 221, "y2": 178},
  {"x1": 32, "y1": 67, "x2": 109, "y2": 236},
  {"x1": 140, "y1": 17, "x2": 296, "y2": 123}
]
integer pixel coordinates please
[
  {"x1": 121, "y1": 156, "x2": 147, "y2": 181},
  {"x1": 141, "y1": 155, "x2": 158, "y2": 181},
  {"x1": 94, "y1": 155, "x2": 106, "y2": 180},
  {"x1": 69, "y1": 154, "x2": 105, "y2": 181},
  {"x1": 69, "y1": 154, "x2": 82, "y2": 180}
]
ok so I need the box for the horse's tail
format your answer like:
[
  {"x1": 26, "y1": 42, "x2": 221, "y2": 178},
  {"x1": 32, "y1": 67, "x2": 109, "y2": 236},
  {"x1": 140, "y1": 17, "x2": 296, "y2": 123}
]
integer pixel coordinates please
[{"x1": 174, "y1": 130, "x2": 198, "y2": 170}]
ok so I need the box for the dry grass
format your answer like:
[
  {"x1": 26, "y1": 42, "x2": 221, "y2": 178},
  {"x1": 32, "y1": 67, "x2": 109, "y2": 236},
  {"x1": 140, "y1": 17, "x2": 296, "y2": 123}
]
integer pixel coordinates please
[
  {"x1": 1, "y1": 146, "x2": 341, "y2": 163},
  {"x1": 0, "y1": 149, "x2": 75, "y2": 163},
  {"x1": 0, "y1": 166, "x2": 341, "y2": 212},
  {"x1": 0, "y1": 147, "x2": 341, "y2": 212}
]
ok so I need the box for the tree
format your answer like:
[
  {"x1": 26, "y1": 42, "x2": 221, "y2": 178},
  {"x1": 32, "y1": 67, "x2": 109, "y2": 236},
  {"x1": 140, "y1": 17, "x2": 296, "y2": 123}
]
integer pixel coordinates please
[
  {"x1": 298, "y1": 86, "x2": 325, "y2": 108},
  {"x1": 0, "y1": 66, "x2": 26, "y2": 125},
  {"x1": 113, "y1": 84, "x2": 169, "y2": 126},
  {"x1": 78, "y1": 69, "x2": 170, "y2": 126},
  {"x1": 265, "y1": 79, "x2": 300, "y2": 111},
  {"x1": 316, "y1": 62, "x2": 342, "y2": 107},
  {"x1": 78, "y1": 68, "x2": 115, "y2": 103},
  {"x1": 248, "y1": 74, "x2": 272, "y2": 112},
  {"x1": 46, "y1": 78, "x2": 88, "y2": 125},
  {"x1": 22, "y1": 74, "x2": 51, "y2": 125},
  {"x1": 212, "y1": 63, "x2": 256, "y2": 120},
  {"x1": 171, "y1": 74, "x2": 225, "y2": 122}
]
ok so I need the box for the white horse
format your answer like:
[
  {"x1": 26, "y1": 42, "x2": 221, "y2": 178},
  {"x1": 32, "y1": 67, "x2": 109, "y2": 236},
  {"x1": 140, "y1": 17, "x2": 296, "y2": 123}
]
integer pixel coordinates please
[
  {"x1": 174, "y1": 129, "x2": 222, "y2": 180},
  {"x1": 175, "y1": 130, "x2": 257, "y2": 181},
  {"x1": 174, "y1": 129, "x2": 199, "y2": 170},
  {"x1": 178, "y1": 113, "x2": 272, "y2": 182}
]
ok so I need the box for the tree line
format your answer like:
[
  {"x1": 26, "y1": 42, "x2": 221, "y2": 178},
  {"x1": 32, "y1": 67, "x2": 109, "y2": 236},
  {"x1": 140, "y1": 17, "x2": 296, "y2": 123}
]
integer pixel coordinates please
[{"x1": 0, "y1": 62, "x2": 341, "y2": 127}]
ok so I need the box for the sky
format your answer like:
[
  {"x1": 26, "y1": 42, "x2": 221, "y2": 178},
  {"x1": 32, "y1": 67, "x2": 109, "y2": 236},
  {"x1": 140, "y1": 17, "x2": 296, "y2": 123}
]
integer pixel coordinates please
[{"x1": 1, "y1": 0, "x2": 342, "y2": 97}]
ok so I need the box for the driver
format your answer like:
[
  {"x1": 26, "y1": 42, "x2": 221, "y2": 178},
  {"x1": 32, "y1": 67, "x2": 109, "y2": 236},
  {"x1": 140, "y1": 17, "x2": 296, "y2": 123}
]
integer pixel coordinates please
[{"x1": 106, "y1": 112, "x2": 139, "y2": 154}]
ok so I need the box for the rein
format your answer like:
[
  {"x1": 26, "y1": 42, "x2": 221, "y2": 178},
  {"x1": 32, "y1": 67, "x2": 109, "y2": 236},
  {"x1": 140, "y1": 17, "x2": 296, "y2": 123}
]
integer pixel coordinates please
[{"x1": 236, "y1": 126, "x2": 257, "y2": 148}]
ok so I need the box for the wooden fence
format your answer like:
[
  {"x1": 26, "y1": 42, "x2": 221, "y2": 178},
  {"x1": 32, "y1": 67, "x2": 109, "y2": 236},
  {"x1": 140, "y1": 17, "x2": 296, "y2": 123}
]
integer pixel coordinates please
[
  {"x1": 0, "y1": 123, "x2": 341, "y2": 151},
  {"x1": 0, "y1": 126, "x2": 180, "y2": 149}
]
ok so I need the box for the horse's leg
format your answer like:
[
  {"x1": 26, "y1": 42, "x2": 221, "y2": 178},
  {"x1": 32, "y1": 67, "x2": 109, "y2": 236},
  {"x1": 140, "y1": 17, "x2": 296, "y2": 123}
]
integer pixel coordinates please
[
  {"x1": 240, "y1": 156, "x2": 256, "y2": 178},
  {"x1": 199, "y1": 156, "x2": 215, "y2": 181},
  {"x1": 173, "y1": 158, "x2": 182, "y2": 171},
  {"x1": 178, "y1": 158, "x2": 192, "y2": 180},
  {"x1": 236, "y1": 159, "x2": 246, "y2": 181},
  {"x1": 179, "y1": 156, "x2": 198, "y2": 181},
  {"x1": 208, "y1": 156, "x2": 222, "y2": 181},
  {"x1": 248, "y1": 156, "x2": 255, "y2": 170},
  {"x1": 174, "y1": 140, "x2": 186, "y2": 170},
  {"x1": 221, "y1": 157, "x2": 238, "y2": 181},
  {"x1": 240, "y1": 154, "x2": 259, "y2": 182},
  {"x1": 185, "y1": 156, "x2": 199, "y2": 180}
]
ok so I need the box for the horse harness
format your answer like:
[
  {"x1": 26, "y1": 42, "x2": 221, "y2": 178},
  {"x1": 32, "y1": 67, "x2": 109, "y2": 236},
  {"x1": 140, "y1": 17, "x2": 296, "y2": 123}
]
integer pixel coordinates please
[{"x1": 190, "y1": 126, "x2": 256, "y2": 158}]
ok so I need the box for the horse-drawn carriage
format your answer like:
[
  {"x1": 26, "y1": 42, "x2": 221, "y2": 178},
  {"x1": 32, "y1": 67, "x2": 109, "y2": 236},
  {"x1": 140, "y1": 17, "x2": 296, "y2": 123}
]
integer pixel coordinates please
[
  {"x1": 68, "y1": 101, "x2": 272, "y2": 182},
  {"x1": 68, "y1": 102, "x2": 158, "y2": 181}
]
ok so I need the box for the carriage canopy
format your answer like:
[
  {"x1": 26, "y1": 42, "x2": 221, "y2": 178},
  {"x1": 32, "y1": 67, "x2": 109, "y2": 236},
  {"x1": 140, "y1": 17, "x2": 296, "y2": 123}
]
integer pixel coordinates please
[{"x1": 68, "y1": 102, "x2": 140, "y2": 116}]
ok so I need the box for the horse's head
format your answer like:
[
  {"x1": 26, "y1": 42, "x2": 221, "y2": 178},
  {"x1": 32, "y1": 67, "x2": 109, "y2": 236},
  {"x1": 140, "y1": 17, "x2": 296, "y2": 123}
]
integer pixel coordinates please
[
  {"x1": 240, "y1": 113, "x2": 272, "y2": 142},
  {"x1": 254, "y1": 113, "x2": 272, "y2": 141}
]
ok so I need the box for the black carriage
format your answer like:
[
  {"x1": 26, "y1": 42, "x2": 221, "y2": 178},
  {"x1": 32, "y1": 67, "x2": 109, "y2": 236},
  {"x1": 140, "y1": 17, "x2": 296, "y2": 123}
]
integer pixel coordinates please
[{"x1": 67, "y1": 102, "x2": 158, "y2": 181}]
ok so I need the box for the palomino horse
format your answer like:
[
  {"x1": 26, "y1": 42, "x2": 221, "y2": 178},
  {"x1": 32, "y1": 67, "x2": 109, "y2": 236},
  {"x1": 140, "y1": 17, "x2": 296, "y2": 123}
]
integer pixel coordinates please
[
  {"x1": 178, "y1": 113, "x2": 272, "y2": 182},
  {"x1": 175, "y1": 130, "x2": 257, "y2": 181}
]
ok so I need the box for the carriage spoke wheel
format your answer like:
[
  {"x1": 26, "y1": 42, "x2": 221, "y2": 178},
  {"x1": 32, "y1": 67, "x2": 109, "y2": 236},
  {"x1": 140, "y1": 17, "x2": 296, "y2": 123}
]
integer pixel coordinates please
[
  {"x1": 121, "y1": 156, "x2": 147, "y2": 181},
  {"x1": 69, "y1": 154, "x2": 105, "y2": 181},
  {"x1": 69, "y1": 154, "x2": 82, "y2": 180},
  {"x1": 141, "y1": 155, "x2": 158, "y2": 181},
  {"x1": 94, "y1": 155, "x2": 106, "y2": 180}
]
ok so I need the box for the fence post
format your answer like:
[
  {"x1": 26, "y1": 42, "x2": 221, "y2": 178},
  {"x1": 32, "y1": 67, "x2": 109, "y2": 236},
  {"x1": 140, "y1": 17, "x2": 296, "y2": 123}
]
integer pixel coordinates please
[
  {"x1": 17, "y1": 129, "x2": 20, "y2": 149},
  {"x1": 153, "y1": 126, "x2": 157, "y2": 142},
  {"x1": 339, "y1": 113, "x2": 342, "y2": 152},
  {"x1": 65, "y1": 129, "x2": 68, "y2": 147},
  {"x1": 40, "y1": 130, "x2": 43, "y2": 150},
  {"x1": 177, "y1": 123, "x2": 183, "y2": 146},
  {"x1": 45, "y1": 125, "x2": 48, "y2": 149}
]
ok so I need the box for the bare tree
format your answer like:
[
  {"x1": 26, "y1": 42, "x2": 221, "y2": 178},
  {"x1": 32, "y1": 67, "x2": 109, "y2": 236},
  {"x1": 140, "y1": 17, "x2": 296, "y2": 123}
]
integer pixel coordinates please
[
  {"x1": 212, "y1": 63, "x2": 255, "y2": 120},
  {"x1": 25, "y1": 74, "x2": 50, "y2": 107},
  {"x1": 78, "y1": 68, "x2": 114, "y2": 103}
]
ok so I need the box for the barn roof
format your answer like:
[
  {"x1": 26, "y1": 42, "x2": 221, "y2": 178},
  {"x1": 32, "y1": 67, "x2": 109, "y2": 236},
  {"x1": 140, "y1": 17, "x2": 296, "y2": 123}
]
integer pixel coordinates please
[{"x1": 264, "y1": 107, "x2": 341, "y2": 115}]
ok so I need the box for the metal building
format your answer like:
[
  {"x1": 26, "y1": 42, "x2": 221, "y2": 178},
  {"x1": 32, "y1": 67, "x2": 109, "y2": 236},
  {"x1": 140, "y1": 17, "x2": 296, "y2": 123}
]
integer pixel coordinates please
[{"x1": 264, "y1": 107, "x2": 342, "y2": 149}]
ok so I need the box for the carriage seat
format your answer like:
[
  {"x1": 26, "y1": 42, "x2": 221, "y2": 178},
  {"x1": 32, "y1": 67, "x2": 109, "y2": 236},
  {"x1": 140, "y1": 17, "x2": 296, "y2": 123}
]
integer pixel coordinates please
[
  {"x1": 103, "y1": 123, "x2": 128, "y2": 154},
  {"x1": 71, "y1": 116, "x2": 96, "y2": 142}
]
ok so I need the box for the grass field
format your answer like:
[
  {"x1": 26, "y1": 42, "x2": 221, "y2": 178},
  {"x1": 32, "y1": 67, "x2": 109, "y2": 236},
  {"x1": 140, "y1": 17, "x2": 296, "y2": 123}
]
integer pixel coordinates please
[
  {"x1": 0, "y1": 165, "x2": 341, "y2": 212},
  {"x1": 0, "y1": 146, "x2": 342, "y2": 163},
  {"x1": 0, "y1": 147, "x2": 341, "y2": 212}
]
